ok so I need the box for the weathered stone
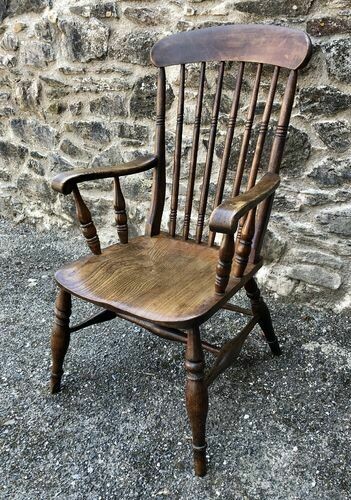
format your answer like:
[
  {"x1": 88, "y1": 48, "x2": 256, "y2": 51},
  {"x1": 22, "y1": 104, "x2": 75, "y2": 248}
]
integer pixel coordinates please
[
  {"x1": 15, "y1": 80, "x2": 42, "y2": 111},
  {"x1": 322, "y1": 38, "x2": 351, "y2": 84},
  {"x1": 46, "y1": 102, "x2": 67, "y2": 115},
  {"x1": 316, "y1": 206, "x2": 351, "y2": 237},
  {"x1": 39, "y1": 76, "x2": 72, "y2": 99},
  {"x1": 0, "y1": 54, "x2": 17, "y2": 68},
  {"x1": 235, "y1": 0, "x2": 313, "y2": 16},
  {"x1": 130, "y1": 74, "x2": 174, "y2": 119},
  {"x1": 109, "y1": 30, "x2": 159, "y2": 66},
  {"x1": 0, "y1": 0, "x2": 6, "y2": 22},
  {"x1": 48, "y1": 153, "x2": 74, "y2": 174},
  {"x1": 287, "y1": 264, "x2": 342, "y2": 290},
  {"x1": 124, "y1": 7, "x2": 167, "y2": 26},
  {"x1": 308, "y1": 157, "x2": 351, "y2": 187},
  {"x1": 0, "y1": 141, "x2": 28, "y2": 168},
  {"x1": 299, "y1": 86, "x2": 351, "y2": 115},
  {"x1": 21, "y1": 41, "x2": 55, "y2": 68},
  {"x1": 92, "y1": 145, "x2": 123, "y2": 167},
  {"x1": 261, "y1": 229, "x2": 287, "y2": 262},
  {"x1": 70, "y1": 2, "x2": 119, "y2": 19},
  {"x1": 7, "y1": 0, "x2": 49, "y2": 17},
  {"x1": 13, "y1": 22, "x2": 27, "y2": 34},
  {"x1": 0, "y1": 106, "x2": 15, "y2": 116},
  {"x1": 65, "y1": 121, "x2": 111, "y2": 145},
  {"x1": 69, "y1": 102, "x2": 83, "y2": 116},
  {"x1": 17, "y1": 173, "x2": 54, "y2": 202},
  {"x1": 1, "y1": 33, "x2": 19, "y2": 51},
  {"x1": 59, "y1": 18, "x2": 110, "y2": 63},
  {"x1": 307, "y1": 16, "x2": 351, "y2": 36},
  {"x1": 90, "y1": 95, "x2": 127, "y2": 118},
  {"x1": 10, "y1": 119, "x2": 59, "y2": 150},
  {"x1": 27, "y1": 158, "x2": 45, "y2": 176},
  {"x1": 289, "y1": 248, "x2": 343, "y2": 270},
  {"x1": 34, "y1": 18, "x2": 56, "y2": 42},
  {"x1": 113, "y1": 122, "x2": 150, "y2": 143},
  {"x1": 314, "y1": 121, "x2": 351, "y2": 152},
  {"x1": 60, "y1": 139, "x2": 92, "y2": 161}
]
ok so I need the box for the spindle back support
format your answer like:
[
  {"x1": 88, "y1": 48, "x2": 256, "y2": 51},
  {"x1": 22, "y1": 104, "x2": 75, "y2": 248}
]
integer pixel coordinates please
[{"x1": 148, "y1": 24, "x2": 311, "y2": 271}]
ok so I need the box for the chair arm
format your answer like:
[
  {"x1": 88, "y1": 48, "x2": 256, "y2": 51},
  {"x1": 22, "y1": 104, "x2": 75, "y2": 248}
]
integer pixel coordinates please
[
  {"x1": 51, "y1": 154, "x2": 159, "y2": 195},
  {"x1": 209, "y1": 172, "x2": 280, "y2": 235}
]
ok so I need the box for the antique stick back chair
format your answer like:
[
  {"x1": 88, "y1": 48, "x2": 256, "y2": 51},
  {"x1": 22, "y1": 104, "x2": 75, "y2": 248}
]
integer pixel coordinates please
[{"x1": 50, "y1": 25, "x2": 312, "y2": 476}]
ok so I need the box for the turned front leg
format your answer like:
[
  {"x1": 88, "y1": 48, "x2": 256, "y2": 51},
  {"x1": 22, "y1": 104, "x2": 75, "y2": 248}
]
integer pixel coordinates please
[
  {"x1": 51, "y1": 289, "x2": 72, "y2": 393},
  {"x1": 185, "y1": 326, "x2": 208, "y2": 476}
]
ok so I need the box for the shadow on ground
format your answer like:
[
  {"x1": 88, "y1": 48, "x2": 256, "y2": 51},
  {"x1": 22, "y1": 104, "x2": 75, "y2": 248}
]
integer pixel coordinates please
[{"x1": 0, "y1": 219, "x2": 350, "y2": 499}]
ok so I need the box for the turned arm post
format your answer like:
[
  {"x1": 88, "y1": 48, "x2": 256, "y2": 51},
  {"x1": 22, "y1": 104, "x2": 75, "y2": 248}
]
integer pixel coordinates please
[
  {"x1": 113, "y1": 176, "x2": 128, "y2": 244},
  {"x1": 72, "y1": 185, "x2": 101, "y2": 255},
  {"x1": 232, "y1": 208, "x2": 256, "y2": 277}
]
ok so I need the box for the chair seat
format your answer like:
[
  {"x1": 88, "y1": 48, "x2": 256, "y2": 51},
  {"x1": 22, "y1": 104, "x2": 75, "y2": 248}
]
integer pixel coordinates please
[{"x1": 55, "y1": 234, "x2": 262, "y2": 328}]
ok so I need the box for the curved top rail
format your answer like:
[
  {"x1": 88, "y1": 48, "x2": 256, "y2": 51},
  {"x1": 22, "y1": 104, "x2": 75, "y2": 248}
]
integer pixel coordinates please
[{"x1": 151, "y1": 24, "x2": 312, "y2": 70}]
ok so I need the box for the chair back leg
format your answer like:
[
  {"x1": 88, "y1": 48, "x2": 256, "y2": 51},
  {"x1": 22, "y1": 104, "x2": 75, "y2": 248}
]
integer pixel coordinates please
[{"x1": 245, "y1": 279, "x2": 282, "y2": 356}]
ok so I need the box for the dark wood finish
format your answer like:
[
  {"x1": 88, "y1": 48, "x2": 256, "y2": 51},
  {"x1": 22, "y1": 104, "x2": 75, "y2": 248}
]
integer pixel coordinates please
[
  {"x1": 209, "y1": 61, "x2": 245, "y2": 246},
  {"x1": 114, "y1": 176, "x2": 128, "y2": 244},
  {"x1": 52, "y1": 155, "x2": 158, "y2": 195},
  {"x1": 232, "y1": 63, "x2": 262, "y2": 197},
  {"x1": 245, "y1": 279, "x2": 281, "y2": 355},
  {"x1": 185, "y1": 326, "x2": 208, "y2": 476},
  {"x1": 215, "y1": 234, "x2": 235, "y2": 294},
  {"x1": 205, "y1": 316, "x2": 258, "y2": 387},
  {"x1": 196, "y1": 61, "x2": 225, "y2": 244},
  {"x1": 210, "y1": 172, "x2": 280, "y2": 235},
  {"x1": 72, "y1": 186, "x2": 101, "y2": 255},
  {"x1": 183, "y1": 62, "x2": 206, "y2": 240},
  {"x1": 55, "y1": 234, "x2": 262, "y2": 329},
  {"x1": 170, "y1": 64, "x2": 185, "y2": 236},
  {"x1": 146, "y1": 68, "x2": 166, "y2": 237},
  {"x1": 50, "y1": 289, "x2": 71, "y2": 393},
  {"x1": 50, "y1": 24, "x2": 312, "y2": 476},
  {"x1": 151, "y1": 24, "x2": 312, "y2": 69},
  {"x1": 69, "y1": 309, "x2": 116, "y2": 333}
]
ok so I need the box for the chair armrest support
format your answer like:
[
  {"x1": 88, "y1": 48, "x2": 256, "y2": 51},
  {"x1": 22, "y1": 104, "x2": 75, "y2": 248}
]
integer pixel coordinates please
[
  {"x1": 51, "y1": 154, "x2": 159, "y2": 195},
  {"x1": 209, "y1": 172, "x2": 280, "y2": 235}
]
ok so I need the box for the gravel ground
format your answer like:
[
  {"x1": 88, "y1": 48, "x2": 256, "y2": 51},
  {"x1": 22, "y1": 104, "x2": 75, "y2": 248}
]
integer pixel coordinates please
[{"x1": 0, "y1": 218, "x2": 350, "y2": 500}]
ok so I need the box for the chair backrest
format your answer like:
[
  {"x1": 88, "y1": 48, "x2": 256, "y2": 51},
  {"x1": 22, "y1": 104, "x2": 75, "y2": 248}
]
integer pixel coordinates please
[{"x1": 145, "y1": 24, "x2": 312, "y2": 263}]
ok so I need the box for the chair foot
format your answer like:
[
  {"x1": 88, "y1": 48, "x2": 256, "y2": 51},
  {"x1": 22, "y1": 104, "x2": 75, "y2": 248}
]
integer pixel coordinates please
[
  {"x1": 50, "y1": 289, "x2": 72, "y2": 393},
  {"x1": 245, "y1": 278, "x2": 282, "y2": 356},
  {"x1": 185, "y1": 326, "x2": 208, "y2": 477}
]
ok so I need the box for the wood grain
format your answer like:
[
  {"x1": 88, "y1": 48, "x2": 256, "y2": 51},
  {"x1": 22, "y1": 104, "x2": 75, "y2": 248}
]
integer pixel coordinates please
[
  {"x1": 151, "y1": 24, "x2": 312, "y2": 70},
  {"x1": 55, "y1": 234, "x2": 262, "y2": 329}
]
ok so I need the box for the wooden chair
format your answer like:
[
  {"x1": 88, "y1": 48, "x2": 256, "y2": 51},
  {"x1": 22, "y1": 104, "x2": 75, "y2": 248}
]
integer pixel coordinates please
[{"x1": 50, "y1": 24, "x2": 312, "y2": 476}]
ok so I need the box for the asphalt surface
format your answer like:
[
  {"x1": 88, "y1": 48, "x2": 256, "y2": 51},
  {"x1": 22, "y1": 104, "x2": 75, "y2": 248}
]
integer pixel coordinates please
[{"x1": 0, "y1": 219, "x2": 350, "y2": 499}]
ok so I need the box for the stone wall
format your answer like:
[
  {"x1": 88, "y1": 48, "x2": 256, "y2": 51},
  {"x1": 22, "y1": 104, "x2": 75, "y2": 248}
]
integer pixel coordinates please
[{"x1": 0, "y1": 0, "x2": 350, "y2": 311}]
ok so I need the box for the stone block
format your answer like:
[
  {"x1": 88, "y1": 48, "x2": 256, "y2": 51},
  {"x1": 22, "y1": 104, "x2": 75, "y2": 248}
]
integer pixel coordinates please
[
  {"x1": 307, "y1": 16, "x2": 351, "y2": 37},
  {"x1": 21, "y1": 41, "x2": 55, "y2": 68},
  {"x1": 70, "y1": 2, "x2": 119, "y2": 18},
  {"x1": 59, "y1": 18, "x2": 109, "y2": 63},
  {"x1": 60, "y1": 139, "x2": 92, "y2": 161},
  {"x1": 0, "y1": 141, "x2": 28, "y2": 168},
  {"x1": 90, "y1": 95, "x2": 127, "y2": 118},
  {"x1": 287, "y1": 264, "x2": 342, "y2": 290},
  {"x1": 1, "y1": 33, "x2": 19, "y2": 51},
  {"x1": 11, "y1": 119, "x2": 59, "y2": 150},
  {"x1": 314, "y1": 121, "x2": 351, "y2": 152},
  {"x1": 65, "y1": 121, "x2": 111, "y2": 145},
  {"x1": 299, "y1": 86, "x2": 351, "y2": 115},
  {"x1": 316, "y1": 206, "x2": 351, "y2": 237},
  {"x1": 109, "y1": 30, "x2": 159, "y2": 66},
  {"x1": 124, "y1": 7, "x2": 168, "y2": 26},
  {"x1": 15, "y1": 80, "x2": 42, "y2": 111},
  {"x1": 92, "y1": 145, "x2": 123, "y2": 167},
  {"x1": 322, "y1": 38, "x2": 351, "y2": 84},
  {"x1": 130, "y1": 74, "x2": 174, "y2": 119},
  {"x1": 6, "y1": 0, "x2": 49, "y2": 17},
  {"x1": 308, "y1": 157, "x2": 351, "y2": 186},
  {"x1": 235, "y1": 0, "x2": 313, "y2": 16}
]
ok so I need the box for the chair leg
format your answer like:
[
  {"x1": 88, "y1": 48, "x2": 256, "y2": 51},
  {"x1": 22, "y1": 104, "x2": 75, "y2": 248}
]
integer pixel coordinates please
[
  {"x1": 245, "y1": 278, "x2": 282, "y2": 356},
  {"x1": 50, "y1": 289, "x2": 72, "y2": 393},
  {"x1": 185, "y1": 326, "x2": 208, "y2": 477}
]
